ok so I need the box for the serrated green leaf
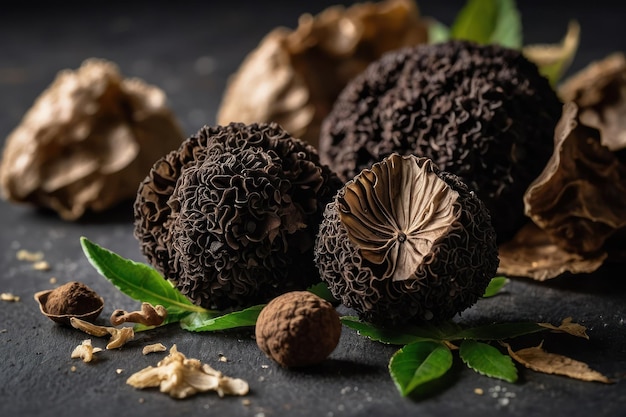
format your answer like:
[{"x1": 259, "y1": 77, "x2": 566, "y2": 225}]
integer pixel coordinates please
[
  {"x1": 80, "y1": 237, "x2": 207, "y2": 317},
  {"x1": 389, "y1": 341, "x2": 453, "y2": 397},
  {"x1": 341, "y1": 316, "x2": 456, "y2": 345},
  {"x1": 451, "y1": 321, "x2": 546, "y2": 341},
  {"x1": 180, "y1": 305, "x2": 264, "y2": 332},
  {"x1": 459, "y1": 340, "x2": 518, "y2": 382},
  {"x1": 450, "y1": 0, "x2": 522, "y2": 48},
  {"x1": 482, "y1": 276, "x2": 509, "y2": 298}
]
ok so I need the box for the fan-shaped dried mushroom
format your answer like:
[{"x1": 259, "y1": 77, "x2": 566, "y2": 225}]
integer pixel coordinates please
[
  {"x1": 318, "y1": 40, "x2": 562, "y2": 242},
  {"x1": 134, "y1": 122, "x2": 342, "y2": 310},
  {"x1": 315, "y1": 154, "x2": 498, "y2": 326},
  {"x1": 524, "y1": 102, "x2": 626, "y2": 256},
  {"x1": 216, "y1": 0, "x2": 428, "y2": 148},
  {"x1": 0, "y1": 58, "x2": 184, "y2": 220}
]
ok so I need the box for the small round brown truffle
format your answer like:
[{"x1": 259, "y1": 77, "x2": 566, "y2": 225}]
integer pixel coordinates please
[
  {"x1": 319, "y1": 40, "x2": 563, "y2": 242},
  {"x1": 315, "y1": 154, "x2": 499, "y2": 326},
  {"x1": 255, "y1": 291, "x2": 342, "y2": 368},
  {"x1": 133, "y1": 122, "x2": 342, "y2": 310}
]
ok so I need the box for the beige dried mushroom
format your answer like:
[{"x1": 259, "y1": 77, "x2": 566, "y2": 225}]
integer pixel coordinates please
[
  {"x1": 217, "y1": 0, "x2": 428, "y2": 148},
  {"x1": 0, "y1": 58, "x2": 184, "y2": 220}
]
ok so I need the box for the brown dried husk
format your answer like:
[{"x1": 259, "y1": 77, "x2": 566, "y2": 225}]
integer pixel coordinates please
[
  {"x1": 0, "y1": 58, "x2": 184, "y2": 220},
  {"x1": 216, "y1": 0, "x2": 428, "y2": 148}
]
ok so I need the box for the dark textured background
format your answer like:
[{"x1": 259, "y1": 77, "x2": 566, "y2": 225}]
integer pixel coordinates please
[{"x1": 1, "y1": 1, "x2": 625, "y2": 416}]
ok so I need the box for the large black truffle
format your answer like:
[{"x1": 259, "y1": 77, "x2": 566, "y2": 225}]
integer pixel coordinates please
[
  {"x1": 314, "y1": 154, "x2": 499, "y2": 326},
  {"x1": 134, "y1": 122, "x2": 342, "y2": 310},
  {"x1": 319, "y1": 40, "x2": 563, "y2": 241}
]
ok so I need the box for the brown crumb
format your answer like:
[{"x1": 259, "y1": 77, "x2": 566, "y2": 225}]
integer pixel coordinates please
[{"x1": 474, "y1": 388, "x2": 484, "y2": 395}]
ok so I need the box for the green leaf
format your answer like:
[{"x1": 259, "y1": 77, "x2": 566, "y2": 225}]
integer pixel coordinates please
[
  {"x1": 180, "y1": 305, "x2": 265, "y2": 332},
  {"x1": 482, "y1": 276, "x2": 509, "y2": 298},
  {"x1": 307, "y1": 282, "x2": 338, "y2": 304},
  {"x1": 80, "y1": 237, "x2": 208, "y2": 317},
  {"x1": 450, "y1": 0, "x2": 522, "y2": 48},
  {"x1": 459, "y1": 340, "x2": 518, "y2": 382},
  {"x1": 451, "y1": 321, "x2": 546, "y2": 341},
  {"x1": 389, "y1": 341, "x2": 453, "y2": 397},
  {"x1": 340, "y1": 316, "x2": 452, "y2": 345},
  {"x1": 427, "y1": 19, "x2": 450, "y2": 44}
]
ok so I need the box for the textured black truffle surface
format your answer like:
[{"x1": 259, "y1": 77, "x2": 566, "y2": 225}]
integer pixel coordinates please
[
  {"x1": 319, "y1": 40, "x2": 562, "y2": 241},
  {"x1": 314, "y1": 156, "x2": 499, "y2": 326},
  {"x1": 134, "y1": 122, "x2": 342, "y2": 310}
]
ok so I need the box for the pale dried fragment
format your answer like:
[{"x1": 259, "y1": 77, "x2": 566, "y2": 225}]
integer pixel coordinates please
[
  {"x1": 32, "y1": 261, "x2": 51, "y2": 271},
  {"x1": 538, "y1": 317, "x2": 589, "y2": 339},
  {"x1": 127, "y1": 345, "x2": 249, "y2": 399},
  {"x1": 0, "y1": 58, "x2": 184, "y2": 220},
  {"x1": 497, "y1": 222, "x2": 607, "y2": 281},
  {"x1": 340, "y1": 154, "x2": 460, "y2": 281},
  {"x1": 523, "y1": 20, "x2": 580, "y2": 86},
  {"x1": 70, "y1": 317, "x2": 135, "y2": 349},
  {"x1": 16, "y1": 249, "x2": 44, "y2": 262},
  {"x1": 503, "y1": 342, "x2": 612, "y2": 383},
  {"x1": 524, "y1": 102, "x2": 626, "y2": 256},
  {"x1": 559, "y1": 52, "x2": 626, "y2": 151},
  {"x1": 217, "y1": 0, "x2": 428, "y2": 148},
  {"x1": 71, "y1": 339, "x2": 103, "y2": 363},
  {"x1": 1, "y1": 292, "x2": 20, "y2": 302},
  {"x1": 142, "y1": 343, "x2": 167, "y2": 355},
  {"x1": 110, "y1": 302, "x2": 167, "y2": 327}
]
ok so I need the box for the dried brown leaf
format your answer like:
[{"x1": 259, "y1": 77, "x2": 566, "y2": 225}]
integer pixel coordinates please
[
  {"x1": 538, "y1": 317, "x2": 589, "y2": 339},
  {"x1": 504, "y1": 342, "x2": 612, "y2": 384}
]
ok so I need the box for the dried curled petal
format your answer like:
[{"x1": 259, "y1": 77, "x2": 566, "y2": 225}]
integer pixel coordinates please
[
  {"x1": 315, "y1": 154, "x2": 498, "y2": 326},
  {"x1": 217, "y1": 0, "x2": 428, "y2": 148},
  {"x1": 0, "y1": 58, "x2": 184, "y2": 220},
  {"x1": 524, "y1": 102, "x2": 626, "y2": 256},
  {"x1": 319, "y1": 40, "x2": 563, "y2": 242},
  {"x1": 340, "y1": 155, "x2": 460, "y2": 281},
  {"x1": 134, "y1": 122, "x2": 342, "y2": 310}
]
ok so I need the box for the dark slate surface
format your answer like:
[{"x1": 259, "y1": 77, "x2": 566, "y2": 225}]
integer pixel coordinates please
[{"x1": 1, "y1": 1, "x2": 625, "y2": 416}]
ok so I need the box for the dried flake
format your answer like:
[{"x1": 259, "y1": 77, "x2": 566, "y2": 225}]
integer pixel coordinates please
[
  {"x1": 16, "y1": 249, "x2": 44, "y2": 262},
  {"x1": 0, "y1": 58, "x2": 184, "y2": 221},
  {"x1": 70, "y1": 365, "x2": 77, "y2": 372},
  {"x1": 504, "y1": 342, "x2": 613, "y2": 384},
  {"x1": 116, "y1": 368, "x2": 124, "y2": 374},
  {"x1": 49, "y1": 277, "x2": 57, "y2": 284},
  {"x1": 217, "y1": 0, "x2": 428, "y2": 148},
  {"x1": 111, "y1": 303, "x2": 167, "y2": 327},
  {"x1": 70, "y1": 317, "x2": 135, "y2": 349},
  {"x1": 71, "y1": 339, "x2": 103, "y2": 363},
  {"x1": 142, "y1": 343, "x2": 167, "y2": 355},
  {"x1": 32, "y1": 261, "x2": 51, "y2": 271},
  {"x1": 538, "y1": 317, "x2": 589, "y2": 339},
  {"x1": 127, "y1": 345, "x2": 249, "y2": 399},
  {"x1": 1, "y1": 292, "x2": 20, "y2": 302},
  {"x1": 474, "y1": 388, "x2": 484, "y2": 395}
]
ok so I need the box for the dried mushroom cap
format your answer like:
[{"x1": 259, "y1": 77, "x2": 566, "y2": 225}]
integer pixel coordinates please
[
  {"x1": 0, "y1": 58, "x2": 184, "y2": 220},
  {"x1": 524, "y1": 102, "x2": 626, "y2": 256},
  {"x1": 315, "y1": 154, "x2": 498, "y2": 326},
  {"x1": 134, "y1": 122, "x2": 342, "y2": 310},
  {"x1": 255, "y1": 291, "x2": 341, "y2": 368},
  {"x1": 558, "y1": 52, "x2": 626, "y2": 151},
  {"x1": 217, "y1": 0, "x2": 428, "y2": 148},
  {"x1": 497, "y1": 222, "x2": 608, "y2": 281},
  {"x1": 319, "y1": 40, "x2": 563, "y2": 242}
]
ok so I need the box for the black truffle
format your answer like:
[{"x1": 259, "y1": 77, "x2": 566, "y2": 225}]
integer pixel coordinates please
[
  {"x1": 134, "y1": 122, "x2": 342, "y2": 310},
  {"x1": 318, "y1": 40, "x2": 562, "y2": 241},
  {"x1": 314, "y1": 154, "x2": 499, "y2": 326}
]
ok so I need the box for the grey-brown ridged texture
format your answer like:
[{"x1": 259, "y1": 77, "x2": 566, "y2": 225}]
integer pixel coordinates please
[
  {"x1": 318, "y1": 40, "x2": 562, "y2": 242},
  {"x1": 314, "y1": 156, "x2": 499, "y2": 326},
  {"x1": 133, "y1": 122, "x2": 342, "y2": 310}
]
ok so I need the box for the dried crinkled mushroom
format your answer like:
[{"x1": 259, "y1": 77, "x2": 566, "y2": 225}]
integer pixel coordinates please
[
  {"x1": 315, "y1": 154, "x2": 498, "y2": 326},
  {"x1": 127, "y1": 344, "x2": 249, "y2": 399},
  {"x1": 70, "y1": 317, "x2": 135, "y2": 349},
  {"x1": 110, "y1": 302, "x2": 167, "y2": 327},
  {"x1": 559, "y1": 52, "x2": 626, "y2": 152},
  {"x1": 217, "y1": 0, "x2": 428, "y2": 148},
  {"x1": 71, "y1": 339, "x2": 103, "y2": 363},
  {"x1": 0, "y1": 58, "x2": 184, "y2": 220},
  {"x1": 524, "y1": 102, "x2": 626, "y2": 256},
  {"x1": 142, "y1": 343, "x2": 167, "y2": 355},
  {"x1": 133, "y1": 122, "x2": 341, "y2": 310},
  {"x1": 318, "y1": 40, "x2": 562, "y2": 242}
]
